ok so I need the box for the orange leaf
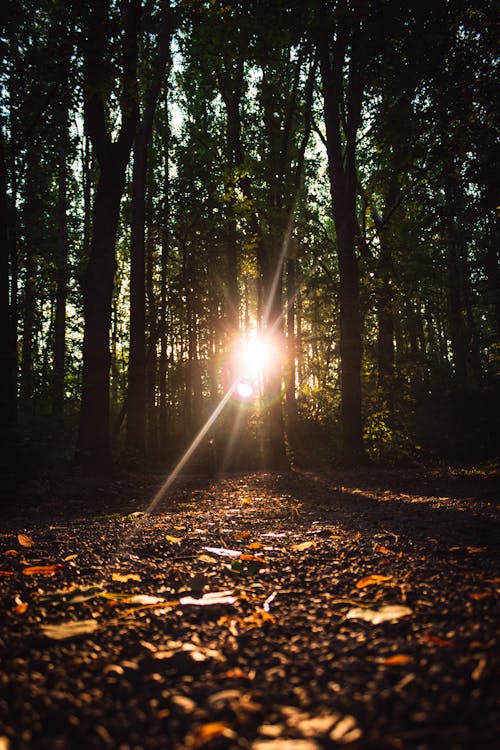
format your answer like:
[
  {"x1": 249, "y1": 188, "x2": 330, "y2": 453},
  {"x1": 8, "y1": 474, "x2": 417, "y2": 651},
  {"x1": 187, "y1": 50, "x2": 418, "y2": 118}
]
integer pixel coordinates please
[
  {"x1": 22, "y1": 564, "x2": 63, "y2": 576},
  {"x1": 18, "y1": 534, "x2": 34, "y2": 547},
  {"x1": 423, "y1": 631, "x2": 455, "y2": 648},
  {"x1": 3, "y1": 550, "x2": 18, "y2": 556},
  {"x1": 248, "y1": 541, "x2": 263, "y2": 550},
  {"x1": 0, "y1": 571, "x2": 14, "y2": 577},
  {"x1": 13, "y1": 602, "x2": 28, "y2": 615},
  {"x1": 380, "y1": 654, "x2": 413, "y2": 665},
  {"x1": 374, "y1": 544, "x2": 394, "y2": 555},
  {"x1": 469, "y1": 592, "x2": 490, "y2": 601},
  {"x1": 356, "y1": 574, "x2": 392, "y2": 589},
  {"x1": 191, "y1": 722, "x2": 235, "y2": 745},
  {"x1": 239, "y1": 554, "x2": 265, "y2": 563}
]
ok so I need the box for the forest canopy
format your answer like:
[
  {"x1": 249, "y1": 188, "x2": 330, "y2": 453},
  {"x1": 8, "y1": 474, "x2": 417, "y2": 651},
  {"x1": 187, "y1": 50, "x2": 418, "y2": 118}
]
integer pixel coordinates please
[{"x1": 1, "y1": 0, "x2": 499, "y2": 474}]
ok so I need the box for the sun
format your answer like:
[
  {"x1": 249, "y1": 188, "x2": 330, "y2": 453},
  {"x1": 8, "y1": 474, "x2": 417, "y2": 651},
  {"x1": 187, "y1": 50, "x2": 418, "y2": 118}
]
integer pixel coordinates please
[{"x1": 227, "y1": 333, "x2": 280, "y2": 401}]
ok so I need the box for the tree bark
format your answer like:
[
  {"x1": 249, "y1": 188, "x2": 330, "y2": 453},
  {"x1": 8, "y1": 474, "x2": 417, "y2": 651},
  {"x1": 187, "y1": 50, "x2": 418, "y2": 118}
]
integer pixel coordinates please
[
  {"x1": 76, "y1": 0, "x2": 141, "y2": 469},
  {"x1": 0, "y1": 123, "x2": 16, "y2": 462},
  {"x1": 318, "y1": 1, "x2": 366, "y2": 464},
  {"x1": 126, "y1": 6, "x2": 170, "y2": 455}
]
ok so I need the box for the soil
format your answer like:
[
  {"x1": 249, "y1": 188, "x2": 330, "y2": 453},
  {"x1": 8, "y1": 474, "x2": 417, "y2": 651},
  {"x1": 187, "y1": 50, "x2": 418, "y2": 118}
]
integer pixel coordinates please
[{"x1": 0, "y1": 466, "x2": 499, "y2": 750}]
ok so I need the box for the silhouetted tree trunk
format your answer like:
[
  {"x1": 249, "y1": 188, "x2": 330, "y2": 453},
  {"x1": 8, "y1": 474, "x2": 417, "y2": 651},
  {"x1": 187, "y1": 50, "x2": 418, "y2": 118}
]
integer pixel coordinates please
[
  {"x1": 0, "y1": 123, "x2": 16, "y2": 462},
  {"x1": 52, "y1": 132, "x2": 70, "y2": 427},
  {"x1": 158, "y1": 93, "x2": 170, "y2": 451},
  {"x1": 318, "y1": 0, "x2": 365, "y2": 464},
  {"x1": 76, "y1": 0, "x2": 141, "y2": 469},
  {"x1": 126, "y1": 6, "x2": 170, "y2": 456}
]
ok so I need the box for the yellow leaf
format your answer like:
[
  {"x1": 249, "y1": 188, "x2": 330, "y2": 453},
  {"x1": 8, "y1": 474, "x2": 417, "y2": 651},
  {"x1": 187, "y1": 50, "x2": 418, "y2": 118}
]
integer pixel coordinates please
[
  {"x1": 241, "y1": 498, "x2": 252, "y2": 505},
  {"x1": 248, "y1": 541, "x2": 263, "y2": 549},
  {"x1": 356, "y1": 574, "x2": 392, "y2": 589},
  {"x1": 166, "y1": 536, "x2": 183, "y2": 544},
  {"x1": 291, "y1": 541, "x2": 315, "y2": 552},
  {"x1": 18, "y1": 534, "x2": 34, "y2": 547},
  {"x1": 63, "y1": 554, "x2": 78, "y2": 562},
  {"x1": 112, "y1": 574, "x2": 140, "y2": 585},
  {"x1": 380, "y1": 654, "x2": 413, "y2": 665}
]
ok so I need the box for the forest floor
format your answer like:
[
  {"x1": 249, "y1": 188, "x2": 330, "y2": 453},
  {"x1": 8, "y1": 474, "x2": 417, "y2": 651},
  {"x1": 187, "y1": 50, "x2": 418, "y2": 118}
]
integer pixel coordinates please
[{"x1": 0, "y1": 465, "x2": 499, "y2": 750}]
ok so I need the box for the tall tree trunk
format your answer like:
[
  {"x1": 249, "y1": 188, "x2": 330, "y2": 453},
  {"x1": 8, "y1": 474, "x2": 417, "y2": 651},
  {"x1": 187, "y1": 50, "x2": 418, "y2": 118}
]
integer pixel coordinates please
[
  {"x1": 20, "y1": 144, "x2": 38, "y2": 423},
  {"x1": 52, "y1": 136, "x2": 70, "y2": 427},
  {"x1": 76, "y1": 0, "x2": 141, "y2": 469},
  {"x1": 126, "y1": 7, "x2": 170, "y2": 456},
  {"x1": 285, "y1": 254, "x2": 298, "y2": 437},
  {"x1": 319, "y1": 3, "x2": 365, "y2": 464},
  {"x1": 158, "y1": 91, "x2": 170, "y2": 451},
  {"x1": 0, "y1": 123, "x2": 16, "y2": 462}
]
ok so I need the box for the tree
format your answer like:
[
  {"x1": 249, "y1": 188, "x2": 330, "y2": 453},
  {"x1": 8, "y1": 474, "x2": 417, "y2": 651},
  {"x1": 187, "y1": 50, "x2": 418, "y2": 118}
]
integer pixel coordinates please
[{"x1": 76, "y1": 0, "x2": 142, "y2": 469}]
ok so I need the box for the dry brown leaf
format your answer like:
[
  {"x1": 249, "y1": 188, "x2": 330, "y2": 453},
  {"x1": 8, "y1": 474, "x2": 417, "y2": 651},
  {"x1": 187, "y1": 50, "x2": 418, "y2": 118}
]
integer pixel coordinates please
[
  {"x1": 469, "y1": 592, "x2": 490, "y2": 601},
  {"x1": 166, "y1": 535, "x2": 183, "y2": 544},
  {"x1": 291, "y1": 541, "x2": 315, "y2": 552},
  {"x1": 112, "y1": 572, "x2": 141, "y2": 582},
  {"x1": 22, "y1": 564, "x2": 63, "y2": 576},
  {"x1": 356, "y1": 574, "x2": 392, "y2": 589},
  {"x1": 63, "y1": 554, "x2": 78, "y2": 562},
  {"x1": 380, "y1": 654, "x2": 413, "y2": 665},
  {"x1": 423, "y1": 631, "x2": 455, "y2": 648},
  {"x1": 17, "y1": 534, "x2": 34, "y2": 547}
]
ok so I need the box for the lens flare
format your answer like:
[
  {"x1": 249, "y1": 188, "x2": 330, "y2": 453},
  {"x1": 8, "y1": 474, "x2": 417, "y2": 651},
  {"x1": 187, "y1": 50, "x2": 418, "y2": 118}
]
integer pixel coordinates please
[{"x1": 235, "y1": 380, "x2": 254, "y2": 400}]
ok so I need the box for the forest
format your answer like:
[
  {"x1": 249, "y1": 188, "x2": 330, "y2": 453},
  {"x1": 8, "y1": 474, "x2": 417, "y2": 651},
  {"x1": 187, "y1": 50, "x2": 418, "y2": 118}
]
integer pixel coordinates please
[{"x1": 1, "y1": 0, "x2": 499, "y2": 476}]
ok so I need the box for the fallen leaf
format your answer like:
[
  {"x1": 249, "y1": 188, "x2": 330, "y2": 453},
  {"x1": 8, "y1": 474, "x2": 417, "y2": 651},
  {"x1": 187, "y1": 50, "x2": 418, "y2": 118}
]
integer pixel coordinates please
[
  {"x1": 346, "y1": 604, "x2": 412, "y2": 625},
  {"x1": 166, "y1": 535, "x2": 183, "y2": 544},
  {"x1": 379, "y1": 654, "x2": 413, "y2": 665},
  {"x1": 3, "y1": 550, "x2": 18, "y2": 556},
  {"x1": 356, "y1": 574, "x2": 392, "y2": 589},
  {"x1": 0, "y1": 571, "x2": 14, "y2": 577},
  {"x1": 374, "y1": 544, "x2": 394, "y2": 555},
  {"x1": 471, "y1": 656, "x2": 487, "y2": 681},
  {"x1": 23, "y1": 564, "x2": 63, "y2": 576},
  {"x1": 188, "y1": 721, "x2": 235, "y2": 746},
  {"x1": 198, "y1": 554, "x2": 217, "y2": 563},
  {"x1": 291, "y1": 541, "x2": 315, "y2": 552},
  {"x1": 41, "y1": 619, "x2": 99, "y2": 640},
  {"x1": 252, "y1": 740, "x2": 320, "y2": 749},
  {"x1": 469, "y1": 592, "x2": 490, "y2": 601},
  {"x1": 17, "y1": 534, "x2": 34, "y2": 547},
  {"x1": 423, "y1": 631, "x2": 455, "y2": 647},
  {"x1": 112, "y1": 572, "x2": 141, "y2": 582},
  {"x1": 62, "y1": 554, "x2": 78, "y2": 562},
  {"x1": 485, "y1": 577, "x2": 500, "y2": 584},
  {"x1": 180, "y1": 590, "x2": 236, "y2": 607},
  {"x1": 202, "y1": 546, "x2": 242, "y2": 558},
  {"x1": 239, "y1": 554, "x2": 266, "y2": 563},
  {"x1": 13, "y1": 602, "x2": 28, "y2": 615},
  {"x1": 248, "y1": 541, "x2": 264, "y2": 549}
]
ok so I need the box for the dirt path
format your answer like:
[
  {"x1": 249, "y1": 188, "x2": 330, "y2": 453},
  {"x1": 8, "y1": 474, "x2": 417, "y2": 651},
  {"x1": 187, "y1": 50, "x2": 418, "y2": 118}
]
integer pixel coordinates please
[{"x1": 0, "y1": 468, "x2": 499, "y2": 749}]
